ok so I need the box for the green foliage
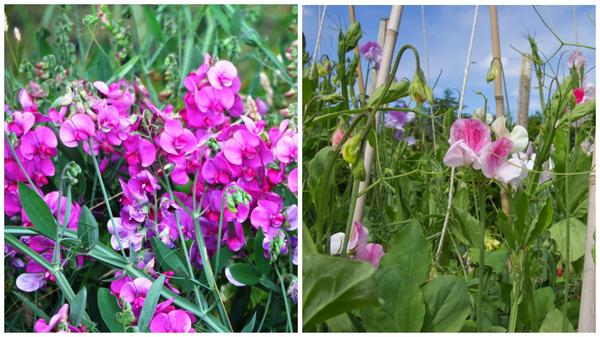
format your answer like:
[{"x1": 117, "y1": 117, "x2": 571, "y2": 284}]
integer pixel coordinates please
[{"x1": 421, "y1": 276, "x2": 470, "y2": 332}]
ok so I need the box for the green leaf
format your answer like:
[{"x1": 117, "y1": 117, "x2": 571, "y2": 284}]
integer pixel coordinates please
[
  {"x1": 252, "y1": 228, "x2": 268, "y2": 275},
  {"x1": 97, "y1": 288, "x2": 124, "y2": 332},
  {"x1": 302, "y1": 254, "x2": 378, "y2": 329},
  {"x1": 361, "y1": 266, "x2": 425, "y2": 332},
  {"x1": 380, "y1": 221, "x2": 431, "y2": 284},
  {"x1": 421, "y1": 276, "x2": 470, "y2": 332},
  {"x1": 137, "y1": 275, "x2": 166, "y2": 332},
  {"x1": 18, "y1": 182, "x2": 57, "y2": 239},
  {"x1": 143, "y1": 6, "x2": 164, "y2": 42},
  {"x1": 179, "y1": 32, "x2": 195, "y2": 88},
  {"x1": 452, "y1": 206, "x2": 482, "y2": 248},
  {"x1": 539, "y1": 308, "x2": 574, "y2": 332},
  {"x1": 526, "y1": 197, "x2": 554, "y2": 246},
  {"x1": 69, "y1": 287, "x2": 87, "y2": 326},
  {"x1": 77, "y1": 206, "x2": 99, "y2": 251},
  {"x1": 367, "y1": 80, "x2": 411, "y2": 107},
  {"x1": 549, "y1": 217, "x2": 587, "y2": 262},
  {"x1": 150, "y1": 237, "x2": 188, "y2": 277},
  {"x1": 210, "y1": 6, "x2": 230, "y2": 34},
  {"x1": 241, "y1": 312, "x2": 257, "y2": 332},
  {"x1": 228, "y1": 263, "x2": 261, "y2": 286}
]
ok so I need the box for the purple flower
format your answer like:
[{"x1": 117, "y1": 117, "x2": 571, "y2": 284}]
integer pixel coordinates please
[
  {"x1": 190, "y1": 86, "x2": 234, "y2": 127},
  {"x1": 159, "y1": 119, "x2": 197, "y2": 155},
  {"x1": 288, "y1": 280, "x2": 298, "y2": 304},
  {"x1": 567, "y1": 50, "x2": 586, "y2": 70},
  {"x1": 222, "y1": 130, "x2": 266, "y2": 168},
  {"x1": 223, "y1": 221, "x2": 246, "y2": 252},
  {"x1": 123, "y1": 135, "x2": 156, "y2": 174},
  {"x1": 34, "y1": 304, "x2": 75, "y2": 332},
  {"x1": 201, "y1": 153, "x2": 241, "y2": 185},
  {"x1": 150, "y1": 310, "x2": 196, "y2": 332},
  {"x1": 107, "y1": 217, "x2": 144, "y2": 252},
  {"x1": 59, "y1": 114, "x2": 95, "y2": 148},
  {"x1": 250, "y1": 197, "x2": 285, "y2": 235},
  {"x1": 360, "y1": 41, "x2": 382, "y2": 68},
  {"x1": 119, "y1": 277, "x2": 152, "y2": 317},
  {"x1": 255, "y1": 98, "x2": 268, "y2": 116},
  {"x1": 384, "y1": 109, "x2": 415, "y2": 141},
  {"x1": 127, "y1": 170, "x2": 160, "y2": 201}
]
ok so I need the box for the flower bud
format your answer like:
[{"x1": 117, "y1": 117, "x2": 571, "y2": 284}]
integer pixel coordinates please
[
  {"x1": 341, "y1": 135, "x2": 361, "y2": 165},
  {"x1": 408, "y1": 68, "x2": 433, "y2": 104},
  {"x1": 486, "y1": 59, "x2": 499, "y2": 83}
]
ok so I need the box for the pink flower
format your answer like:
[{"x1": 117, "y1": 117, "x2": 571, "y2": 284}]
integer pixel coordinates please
[
  {"x1": 223, "y1": 221, "x2": 246, "y2": 252},
  {"x1": 222, "y1": 130, "x2": 268, "y2": 168},
  {"x1": 356, "y1": 243, "x2": 385, "y2": 268},
  {"x1": 59, "y1": 114, "x2": 95, "y2": 148},
  {"x1": 201, "y1": 153, "x2": 241, "y2": 185},
  {"x1": 7, "y1": 111, "x2": 35, "y2": 136},
  {"x1": 19, "y1": 126, "x2": 57, "y2": 160},
  {"x1": 288, "y1": 168, "x2": 298, "y2": 194},
  {"x1": 567, "y1": 50, "x2": 586, "y2": 70},
  {"x1": 34, "y1": 304, "x2": 73, "y2": 332},
  {"x1": 275, "y1": 133, "x2": 298, "y2": 164},
  {"x1": 159, "y1": 119, "x2": 197, "y2": 155},
  {"x1": 191, "y1": 86, "x2": 234, "y2": 127},
  {"x1": 123, "y1": 135, "x2": 156, "y2": 174},
  {"x1": 107, "y1": 217, "x2": 144, "y2": 252},
  {"x1": 331, "y1": 126, "x2": 346, "y2": 147},
  {"x1": 207, "y1": 60, "x2": 241, "y2": 92},
  {"x1": 250, "y1": 197, "x2": 285, "y2": 235},
  {"x1": 150, "y1": 310, "x2": 196, "y2": 333},
  {"x1": 443, "y1": 118, "x2": 491, "y2": 168},
  {"x1": 480, "y1": 137, "x2": 527, "y2": 185}
]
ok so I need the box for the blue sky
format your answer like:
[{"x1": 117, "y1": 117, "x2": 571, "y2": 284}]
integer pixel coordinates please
[{"x1": 303, "y1": 5, "x2": 596, "y2": 117}]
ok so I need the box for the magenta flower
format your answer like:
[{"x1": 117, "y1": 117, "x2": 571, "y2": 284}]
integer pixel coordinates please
[
  {"x1": 192, "y1": 86, "x2": 234, "y2": 126},
  {"x1": 275, "y1": 133, "x2": 298, "y2": 164},
  {"x1": 34, "y1": 304, "x2": 74, "y2": 332},
  {"x1": 443, "y1": 118, "x2": 491, "y2": 169},
  {"x1": 356, "y1": 243, "x2": 385, "y2": 268},
  {"x1": 223, "y1": 221, "x2": 246, "y2": 252},
  {"x1": 59, "y1": 114, "x2": 95, "y2": 148},
  {"x1": 479, "y1": 137, "x2": 526, "y2": 184},
  {"x1": 223, "y1": 129, "x2": 268, "y2": 168},
  {"x1": 159, "y1": 119, "x2": 197, "y2": 155},
  {"x1": 360, "y1": 41, "x2": 382, "y2": 67},
  {"x1": 127, "y1": 170, "x2": 160, "y2": 201},
  {"x1": 150, "y1": 310, "x2": 196, "y2": 333},
  {"x1": 201, "y1": 153, "x2": 241, "y2": 185},
  {"x1": 93, "y1": 80, "x2": 135, "y2": 114},
  {"x1": 123, "y1": 135, "x2": 156, "y2": 174},
  {"x1": 119, "y1": 277, "x2": 152, "y2": 316},
  {"x1": 250, "y1": 197, "x2": 285, "y2": 235},
  {"x1": 207, "y1": 60, "x2": 241, "y2": 92},
  {"x1": 7, "y1": 110, "x2": 35, "y2": 136},
  {"x1": 19, "y1": 126, "x2": 57, "y2": 160},
  {"x1": 107, "y1": 217, "x2": 144, "y2": 251}
]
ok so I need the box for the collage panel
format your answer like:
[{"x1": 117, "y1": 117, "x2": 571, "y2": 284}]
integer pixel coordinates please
[
  {"x1": 4, "y1": 4, "x2": 298, "y2": 333},
  {"x1": 302, "y1": 4, "x2": 596, "y2": 333}
]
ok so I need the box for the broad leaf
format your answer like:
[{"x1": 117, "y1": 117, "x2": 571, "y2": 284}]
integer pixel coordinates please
[
  {"x1": 303, "y1": 254, "x2": 378, "y2": 329},
  {"x1": 69, "y1": 287, "x2": 87, "y2": 326},
  {"x1": 539, "y1": 308, "x2": 574, "y2": 332},
  {"x1": 421, "y1": 275, "x2": 470, "y2": 332},
  {"x1": 150, "y1": 237, "x2": 188, "y2": 277},
  {"x1": 137, "y1": 275, "x2": 166, "y2": 332},
  {"x1": 97, "y1": 288, "x2": 124, "y2": 332},
  {"x1": 361, "y1": 266, "x2": 425, "y2": 332},
  {"x1": 380, "y1": 221, "x2": 431, "y2": 284},
  {"x1": 549, "y1": 217, "x2": 587, "y2": 262},
  {"x1": 228, "y1": 263, "x2": 262, "y2": 286},
  {"x1": 77, "y1": 206, "x2": 99, "y2": 251},
  {"x1": 18, "y1": 183, "x2": 56, "y2": 239}
]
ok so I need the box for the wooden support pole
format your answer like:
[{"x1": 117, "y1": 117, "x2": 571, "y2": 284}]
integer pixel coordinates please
[
  {"x1": 578, "y1": 150, "x2": 596, "y2": 332},
  {"x1": 349, "y1": 6, "x2": 367, "y2": 105},
  {"x1": 352, "y1": 6, "x2": 403, "y2": 224},
  {"x1": 489, "y1": 5, "x2": 510, "y2": 215},
  {"x1": 517, "y1": 54, "x2": 531, "y2": 128}
]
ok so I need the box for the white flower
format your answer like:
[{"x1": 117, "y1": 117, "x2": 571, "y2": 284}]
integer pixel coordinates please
[{"x1": 491, "y1": 116, "x2": 529, "y2": 154}]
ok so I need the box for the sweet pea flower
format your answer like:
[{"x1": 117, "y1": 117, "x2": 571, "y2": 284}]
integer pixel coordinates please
[
  {"x1": 356, "y1": 243, "x2": 385, "y2": 268},
  {"x1": 223, "y1": 129, "x2": 269, "y2": 168},
  {"x1": 127, "y1": 170, "x2": 160, "y2": 201},
  {"x1": 288, "y1": 167, "x2": 298, "y2": 194},
  {"x1": 59, "y1": 114, "x2": 95, "y2": 147},
  {"x1": 567, "y1": 49, "x2": 586, "y2": 70},
  {"x1": 223, "y1": 221, "x2": 246, "y2": 252},
  {"x1": 150, "y1": 310, "x2": 196, "y2": 333},
  {"x1": 360, "y1": 41, "x2": 382, "y2": 68},
  {"x1": 384, "y1": 108, "x2": 415, "y2": 141},
  {"x1": 34, "y1": 304, "x2": 75, "y2": 332},
  {"x1": 159, "y1": 119, "x2": 197, "y2": 155},
  {"x1": 329, "y1": 222, "x2": 384, "y2": 267},
  {"x1": 7, "y1": 110, "x2": 35, "y2": 136},
  {"x1": 331, "y1": 126, "x2": 346, "y2": 147},
  {"x1": 202, "y1": 153, "x2": 241, "y2": 185},
  {"x1": 490, "y1": 116, "x2": 529, "y2": 154},
  {"x1": 275, "y1": 133, "x2": 298, "y2": 164},
  {"x1": 207, "y1": 60, "x2": 241, "y2": 92},
  {"x1": 255, "y1": 97, "x2": 268, "y2": 116},
  {"x1": 19, "y1": 126, "x2": 57, "y2": 160},
  {"x1": 250, "y1": 197, "x2": 285, "y2": 234},
  {"x1": 120, "y1": 277, "x2": 152, "y2": 316},
  {"x1": 193, "y1": 86, "x2": 234, "y2": 126},
  {"x1": 479, "y1": 137, "x2": 527, "y2": 185},
  {"x1": 123, "y1": 135, "x2": 156, "y2": 174},
  {"x1": 107, "y1": 217, "x2": 144, "y2": 251},
  {"x1": 443, "y1": 118, "x2": 491, "y2": 169}
]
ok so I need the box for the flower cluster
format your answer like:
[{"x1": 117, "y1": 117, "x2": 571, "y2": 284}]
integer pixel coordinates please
[
  {"x1": 443, "y1": 117, "x2": 529, "y2": 185},
  {"x1": 5, "y1": 53, "x2": 298, "y2": 332}
]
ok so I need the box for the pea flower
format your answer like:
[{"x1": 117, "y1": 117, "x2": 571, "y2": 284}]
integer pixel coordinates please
[
  {"x1": 19, "y1": 126, "x2": 57, "y2": 160},
  {"x1": 384, "y1": 106, "x2": 415, "y2": 142},
  {"x1": 360, "y1": 41, "x2": 382, "y2": 68},
  {"x1": 443, "y1": 118, "x2": 491, "y2": 169},
  {"x1": 119, "y1": 277, "x2": 152, "y2": 316},
  {"x1": 34, "y1": 304, "x2": 80, "y2": 332},
  {"x1": 7, "y1": 110, "x2": 35, "y2": 136},
  {"x1": 150, "y1": 310, "x2": 196, "y2": 333},
  {"x1": 159, "y1": 119, "x2": 197, "y2": 155},
  {"x1": 329, "y1": 222, "x2": 384, "y2": 267},
  {"x1": 207, "y1": 60, "x2": 241, "y2": 92},
  {"x1": 59, "y1": 114, "x2": 95, "y2": 148},
  {"x1": 567, "y1": 50, "x2": 586, "y2": 70}
]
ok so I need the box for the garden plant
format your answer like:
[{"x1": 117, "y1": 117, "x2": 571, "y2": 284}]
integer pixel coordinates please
[
  {"x1": 302, "y1": 5, "x2": 595, "y2": 332},
  {"x1": 4, "y1": 4, "x2": 298, "y2": 332}
]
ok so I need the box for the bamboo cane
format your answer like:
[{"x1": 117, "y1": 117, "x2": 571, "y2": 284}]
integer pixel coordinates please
[
  {"x1": 517, "y1": 53, "x2": 531, "y2": 128},
  {"x1": 352, "y1": 6, "x2": 403, "y2": 224},
  {"x1": 348, "y1": 6, "x2": 367, "y2": 105},
  {"x1": 578, "y1": 149, "x2": 595, "y2": 332},
  {"x1": 489, "y1": 5, "x2": 510, "y2": 215}
]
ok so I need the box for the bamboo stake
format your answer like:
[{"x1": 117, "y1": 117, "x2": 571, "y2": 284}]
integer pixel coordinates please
[
  {"x1": 352, "y1": 6, "x2": 403, "y2": 224},
  {"x1": 489, "y1": 5, "x2": 510, "y2": 215},
  {"x1": 517, "y1": 53, "x2": 532, "y2": 128},
  {"x1": 349, "y1": 6, "x2": 366, "y2": 105},
  {"x1": 578, "y1": 150, "x2": 595, "y2": 332}
]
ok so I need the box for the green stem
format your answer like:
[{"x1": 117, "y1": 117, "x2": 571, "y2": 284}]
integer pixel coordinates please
[
  {"x1": 341, "y1": 176, "x2": 360, "y2": 257},
  {"x1": 52, "y1": 184, "x2": 72, "y2": 266},
  {"x1": 508, "y1": 249, "x2": 525, "y2": 332},
  {"x1": 275, "y1": 264, "x2": 293, "y2": 332},
  {"x1": 257, "y1": 292, "x2": 272, "y2": 332},
  {"x1": 477, "y1": 183, "x2": 487, "y2": 332},
  {"x1": 88, "y1": 139, "x2": 127, "y2": 259}
]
